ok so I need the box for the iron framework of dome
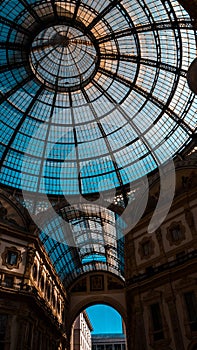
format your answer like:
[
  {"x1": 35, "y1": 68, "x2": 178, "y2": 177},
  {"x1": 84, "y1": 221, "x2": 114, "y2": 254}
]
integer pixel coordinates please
[
  {"x1": 0, "y1": 0, "x2": 196, "y2": 196},
  {"x1": 0, "y1": 0, "x2": 197, "y2": 285}
]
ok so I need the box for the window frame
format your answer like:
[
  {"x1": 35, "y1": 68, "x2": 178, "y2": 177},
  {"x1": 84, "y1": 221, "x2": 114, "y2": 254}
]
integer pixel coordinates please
[
  {"x1": 184, "y1": 291, "x2": 197, "y2": 333},
  {"x1": 166, "y1": 221, "x2": 186, "y2": 246},
  {"x1": 138, "y1": 236, "x2": 155, "y2": 260},
  {"x1": 1, "y1": 246, "x2": 22, "y2": 270}
]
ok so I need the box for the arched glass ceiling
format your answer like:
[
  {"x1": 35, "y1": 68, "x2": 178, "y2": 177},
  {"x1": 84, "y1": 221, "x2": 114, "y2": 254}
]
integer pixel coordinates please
[
  {"x1": 39, "y1": 204, "x2": 125, "y2": 286},
  {"x1": 0, "y1": 0, "x2": 196, "y2": 196}
]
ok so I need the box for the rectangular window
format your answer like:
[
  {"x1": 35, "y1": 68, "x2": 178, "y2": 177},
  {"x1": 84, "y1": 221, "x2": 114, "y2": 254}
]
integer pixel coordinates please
[
  {"x1": 97, "y1": 345, "x2": 104, "y2": 350},
  {"x1": 184, "y1": 291, "x2": 197, "y2": 332},
  {"x1": 114, "y1": 345, "x2": 121, "y2": 350},
  {"x1": 142, "y1": 241, "x2": 151, "y2": 256},
  {"x1": 170, "y1": 224, "x2": 182, "y2": 242},
  {"x1": 150, "y1": 303, "x2": 164, "y2": 341},
  {"x1": 6, "y1": 251, "x2": 18, "y2": 265},
  {"x1": 4, "y1": 275, "x2": 14, "y2": 288},
  {"x1": 106, "y1": 345, "x2": 113, "y2": 350},
  {"x1": 97, "y1": 346, "x2": 104, "y2": 350}
]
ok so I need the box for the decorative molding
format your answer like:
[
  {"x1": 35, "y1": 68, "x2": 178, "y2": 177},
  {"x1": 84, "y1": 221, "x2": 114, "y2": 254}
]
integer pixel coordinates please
[
  {"x1": 1, "y1": 246, "x2": 22, "y2": 270},
  {"x1": 155, "y1": 228, "x2": 166, "y2": 260},
  {"x1": 90, "y1": 274, "x2": 104, "y2": 291},
  {"x1": 0, "y1": 189, "x2": 31, "y2": 229},
  {"x1": 138, "y1": 236, "x2": 155, "y2": 260},
  {"x1": 175, "y1": 278, "x2": 197, "y2": 340},
  {"x1": 184, "y1": 208, "x2": 197, "y2": 238},
  {"x1": 166, "y1": 221, "x2": 186, "y2": 246},
  {"x1": 175, "y1": 277, "x2": 197, "y2": 293},
  {"x1": 185, "y1": 209, "x2": 195, "y2": 229},
  {"x1": 24, "y1": 247, "x2": 37, "y2": 275},
  {"x1": 143, "y1": 289, "x2": 162, "y2": 304}
]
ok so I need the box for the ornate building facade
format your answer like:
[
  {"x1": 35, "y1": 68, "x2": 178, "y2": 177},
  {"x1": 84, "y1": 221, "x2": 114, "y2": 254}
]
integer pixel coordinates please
[
  {"x1": 0, "y1": 0, "x2": 196, "y2": 349},
  {"x1": 70, "y1": 311, "x2": 92, "y2": 350},
  {"x1": 0, "y1": 148, "x2": 196, "y2": 349},
  {"x1": 125, "y1": 149, "x2": 197, "y2": 350},
  {"x1": 0, "y1": 192, "x2": 68, "y2": 349}
]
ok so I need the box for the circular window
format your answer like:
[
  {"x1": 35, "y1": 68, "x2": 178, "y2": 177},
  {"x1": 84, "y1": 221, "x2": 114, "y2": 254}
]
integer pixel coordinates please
[{"x1": 29, "y1": 24, "x2": 99, "y2": 92}]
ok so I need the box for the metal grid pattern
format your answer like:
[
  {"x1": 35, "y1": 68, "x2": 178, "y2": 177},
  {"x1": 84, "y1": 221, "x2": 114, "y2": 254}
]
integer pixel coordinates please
[
  {"x1": 40, "y1": 204, "x2": 125, "y2": 286},
  {"x1": 0, "y1": 0, "x2": 196, "y2": 196},
  {"x1": 30, "y1": 24, "x2": 99, "y2": 91},
  {"x1": 0, "y1": 0, "x2": 197, "y2": 284}
]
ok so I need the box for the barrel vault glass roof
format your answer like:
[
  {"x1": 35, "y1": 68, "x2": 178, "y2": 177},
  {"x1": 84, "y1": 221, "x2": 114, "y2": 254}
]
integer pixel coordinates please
[
  {"x1": 38, "y1": 203, "x2": 125, "y2": 286},
  {"x1": 0, "y1": 0, "x2": 197, "y2": 285},
  {"x1": 0, "y1": 0, "x2": 196, "y2": 196}
]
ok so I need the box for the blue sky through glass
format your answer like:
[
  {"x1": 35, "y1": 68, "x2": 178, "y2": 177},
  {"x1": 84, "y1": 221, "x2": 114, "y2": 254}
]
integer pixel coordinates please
[
  {"x1": 0, "y1": 0, "x2": 196, "y2": 196},
  {"x1": 86, "y1": 305, "x2": 123, "y2": 334}
]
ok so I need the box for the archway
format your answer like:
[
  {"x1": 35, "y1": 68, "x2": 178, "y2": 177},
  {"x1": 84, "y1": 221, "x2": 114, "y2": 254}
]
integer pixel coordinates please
[
  {"x1": 71, "y1": 304, "x2": 127, "y2": 350},
  {"x1": 66, "y1": 272, "x2": 127, "y2": 349}
]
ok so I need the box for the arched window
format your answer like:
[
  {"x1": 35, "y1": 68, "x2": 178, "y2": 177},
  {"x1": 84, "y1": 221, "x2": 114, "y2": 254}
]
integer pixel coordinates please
[
  {"x1": 57, "y1": 301, "x2": 61, "y2": 314},
  {"x1": 52, "y1": 294, "x2": 56, "y2": 308},
  {"x1": 40, "y1": 275, "x2": 45, "y2": 291},
  {"x1": 32, "y1": 264, "x2": 37, "y2": 280},
  {"x1": 46, "y1": 283, "x2": 51, "y2": 301}
]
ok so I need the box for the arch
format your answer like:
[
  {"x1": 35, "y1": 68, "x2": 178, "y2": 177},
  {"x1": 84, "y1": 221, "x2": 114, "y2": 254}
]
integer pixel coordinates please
[
  {"x1": 68, "y1": 297, "x2": 127, "y2": 350},
  {"x1": 69, "y1": 270, "x2": 125, "y2": 293},
  {"x1": 0, "y1": 188, "x2": 31, "y2": 229},
  {"x1": 66, "y1": 272, "x2": 127, "y2": 343},
  {"x1": 69, "y1": 295, "x2": 127, "y2": 330}
]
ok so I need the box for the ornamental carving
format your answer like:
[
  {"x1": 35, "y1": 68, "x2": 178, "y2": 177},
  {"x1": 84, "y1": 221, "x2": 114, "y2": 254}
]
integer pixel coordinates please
[
  {"x1": 24, "y1": 247, "x2": 37, "y2": 275},
  {"x1": 166, "y1": 221, "x2": 186, "y2": 246},
  {"x1": 1, "y1": 246, "x2": 22, "y2": 270},
  {"x1": 138, "y1": 236, "x2": 155, "y2": 260}
]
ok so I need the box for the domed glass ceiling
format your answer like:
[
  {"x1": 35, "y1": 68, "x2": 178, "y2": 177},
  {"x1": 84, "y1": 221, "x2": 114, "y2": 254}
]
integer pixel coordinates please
[{"x1": 0, "y1": 0, "x2": 196, "y2": 196}]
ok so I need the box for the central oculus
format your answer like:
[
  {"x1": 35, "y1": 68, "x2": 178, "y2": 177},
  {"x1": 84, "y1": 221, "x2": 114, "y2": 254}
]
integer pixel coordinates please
[{"x1": 30, "y1": 24, "x2": 99, "y2": 92}]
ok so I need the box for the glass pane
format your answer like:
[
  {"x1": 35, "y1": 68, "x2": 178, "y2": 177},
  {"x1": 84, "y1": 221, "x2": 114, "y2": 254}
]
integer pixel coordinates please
[
  {"x1": 4, "y1": 276, "x2": 14, "y2": 288},
  {"x1": 0, "y1": 0, "x2": 196, "y2": 195},
  {"x1": 7, "y1": 251, "x2": 18, "y2": 265}
]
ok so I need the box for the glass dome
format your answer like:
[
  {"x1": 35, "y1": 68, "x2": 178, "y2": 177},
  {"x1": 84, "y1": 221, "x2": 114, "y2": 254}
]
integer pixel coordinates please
[{"x1": 0, "y1": 0, "x2": 196, "y2": 196}]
